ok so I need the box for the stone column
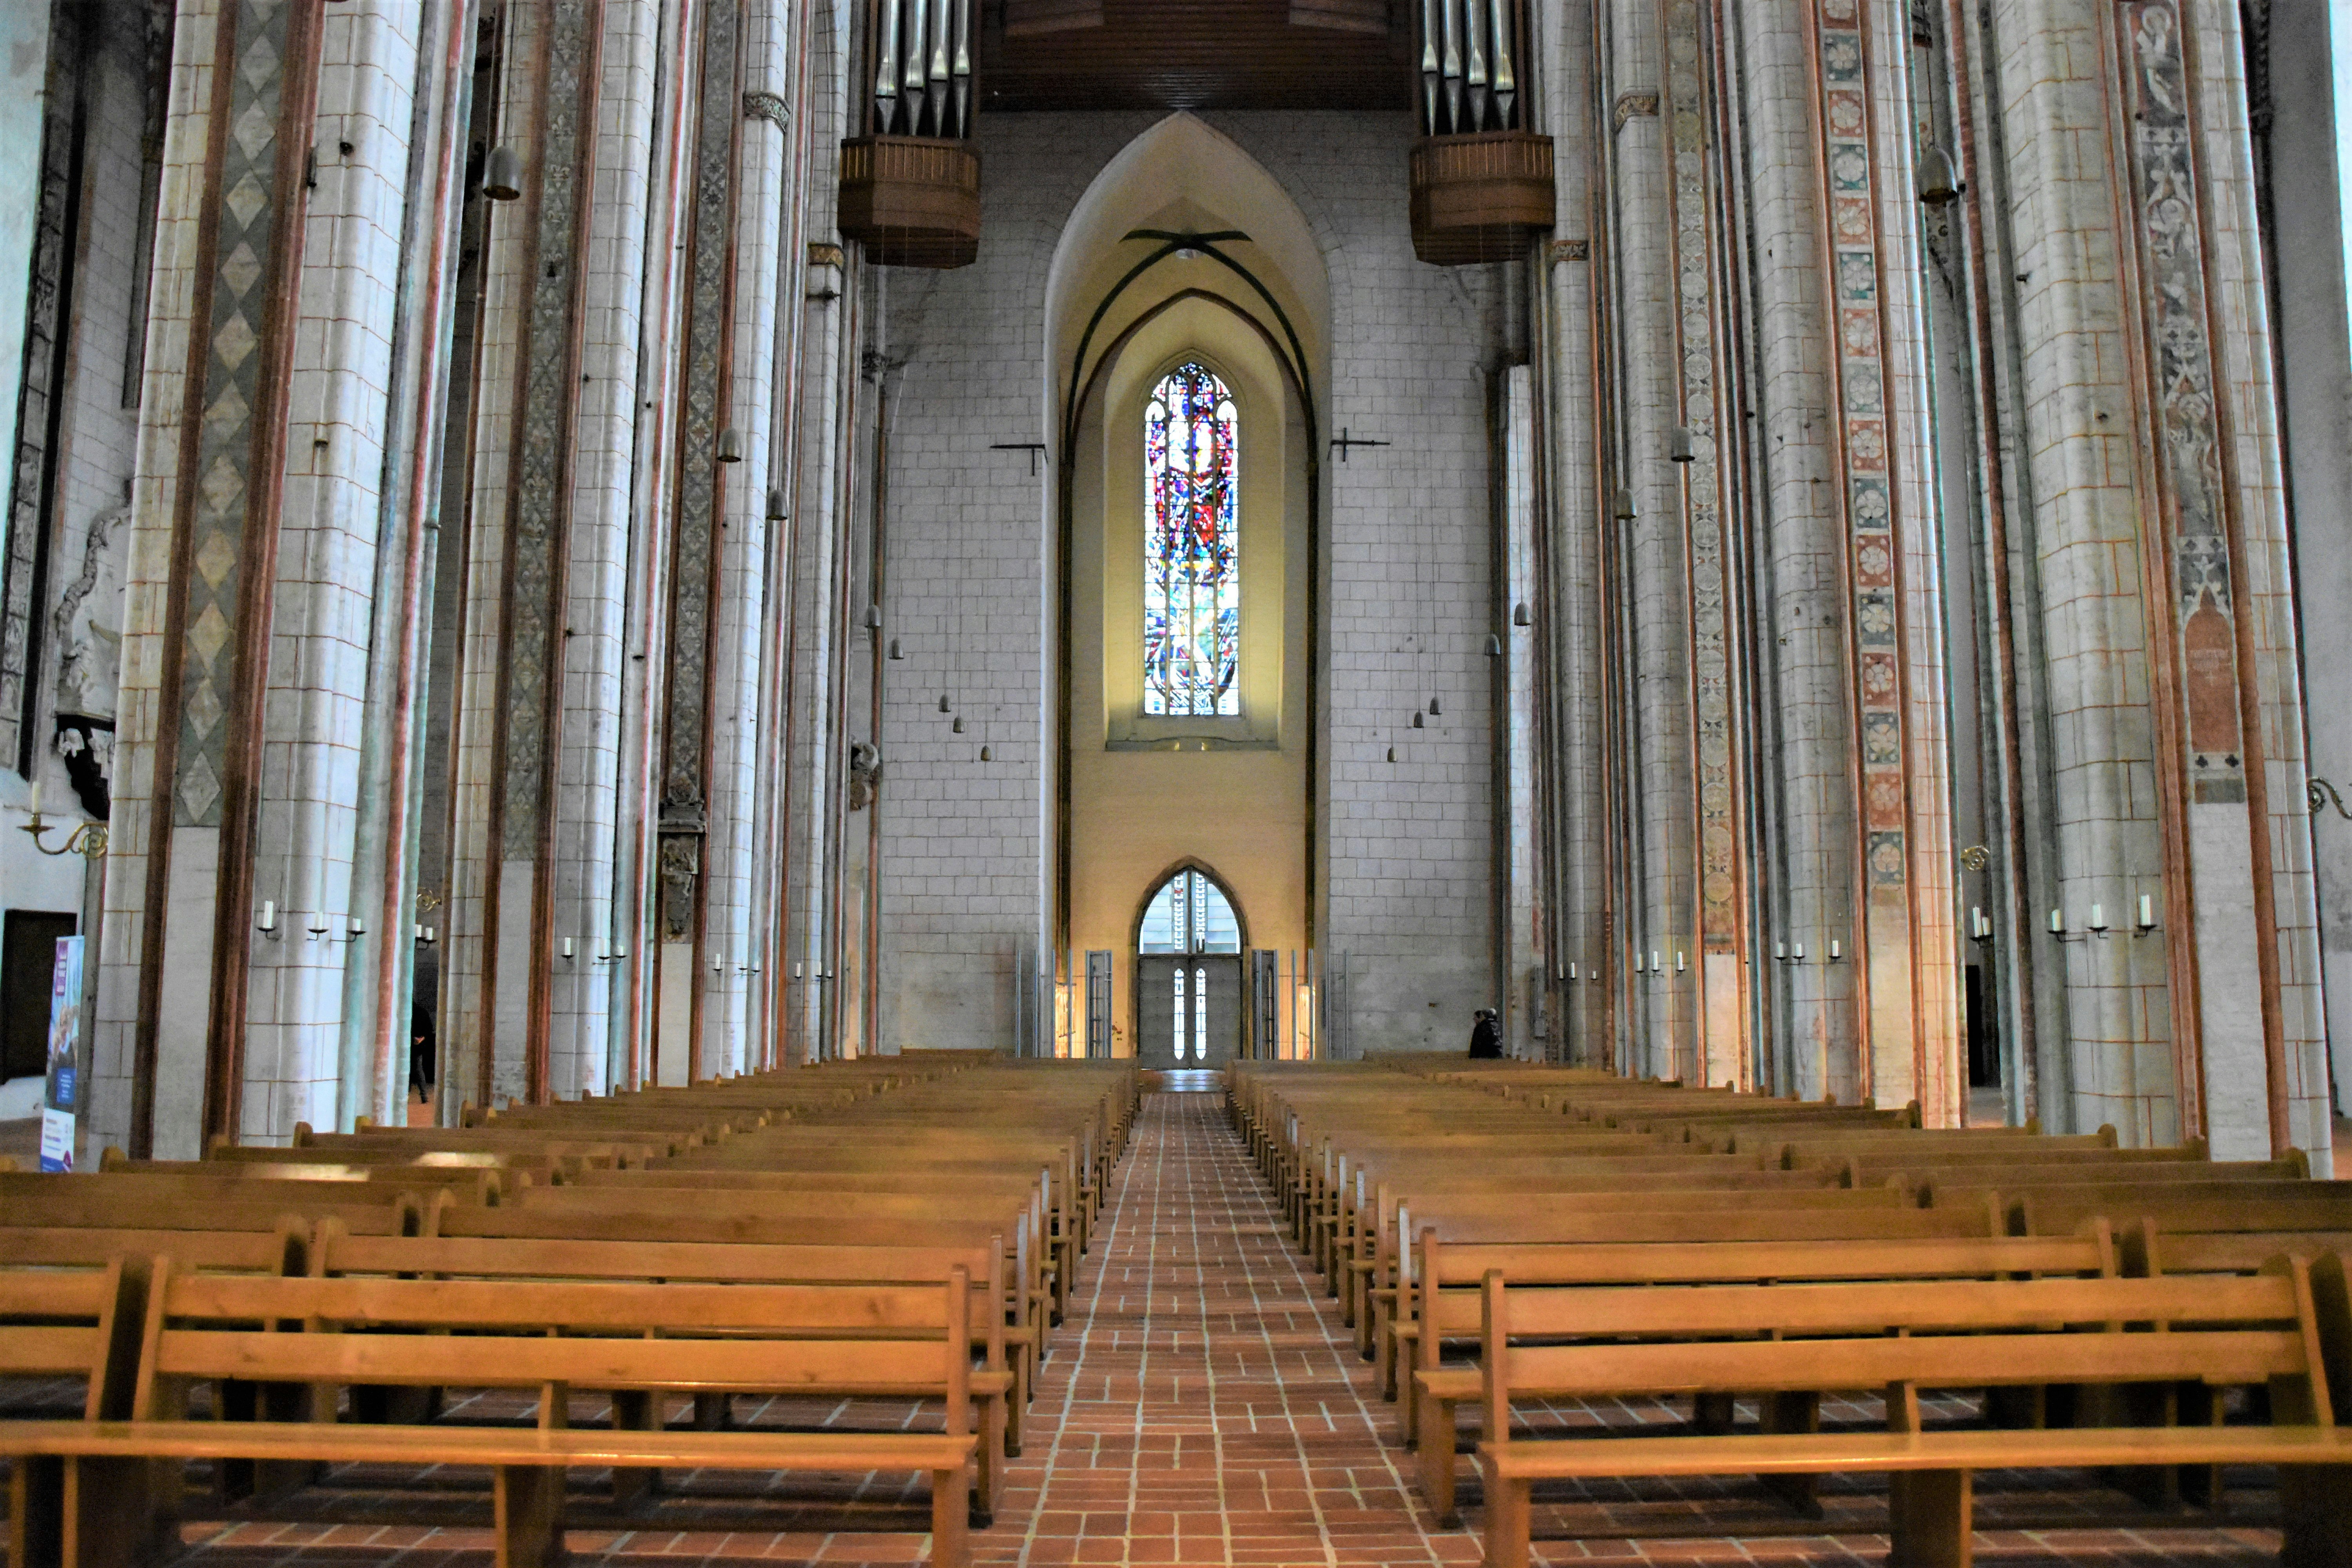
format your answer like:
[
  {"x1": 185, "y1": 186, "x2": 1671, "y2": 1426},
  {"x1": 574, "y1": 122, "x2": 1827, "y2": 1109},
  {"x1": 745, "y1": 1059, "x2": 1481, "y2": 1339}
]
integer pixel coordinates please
[
  {"x1": 1536, "y1": 0, "x2": 1611, "y2": 1069},
  {"x1": 1735, "y1": 0, "x2": 1860, "y2": 1102},
  {"x1": 699, "y1": 2, "x2": 794, "y2": 1076},
  {"x1": 544, "y1": 0, "x2": 660, "y2": 1098},
  {"x1": 445, "y1": 0, "x2": 608, "y2": 1110},
  {"x1": 1607, "y1": 0, "x2": 1691, "y2": 1080},
  {"x1": 243, "y1": 0, "x2": 428, "y2": 1142},
  {"x1": 1989, "y1": 0, "x2": 2176, "y2": 1141},
  {"x1": 96, "y1": 0, "x2": 328, "y2": 1156}
]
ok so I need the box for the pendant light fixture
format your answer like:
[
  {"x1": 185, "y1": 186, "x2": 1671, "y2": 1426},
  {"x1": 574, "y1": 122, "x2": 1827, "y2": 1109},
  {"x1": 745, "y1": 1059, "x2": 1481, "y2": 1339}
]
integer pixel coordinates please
[
  {"x1": 952, "y1": 716, "x2": 964, "y2": 733},
  {"x1": 979, "y1": 745, "x2": 991, "y2": 762},
  {"x1": 1669, "y1": 424, "x2": 1696, "y2": 463},
  {"x1": 1484, "y1": 633, "x2": 1503, "y2": 657},
  {"x1": 1612, "y1": 486, "x2": 1637, "y2": 522},
  {"x1": 1428, "y1": 697, "x2": 1441, "y2": 717},
  {"x1": 766, "y1": 486, "x2": 787, "y2": 520},
  {"x1": 483, "y1": 145, "x2": 523, "y2": 201},
  {"x1": 1513, "y1": 602, "x2": 1530, "y2": 627},
  {"x1": 938, "y1": 694, "x2": 950, "y2": 713},
  {"x1": 864, "y1": 604, "x2": 882, "y2": 631},
  {"x1": 1386, "y1": 746, "x2": 1396, "y2": 763},
  {"x1": 1916, "y1": 142, "x2": 1962, "y2": 207},
  {"x1": 888, "y1": 639, "x2": 904, "y2": 660},
  {"x1": 716, "y1": 427, "x2": 744, "y2": 463},
  {"x1": 1412, "y1": 711, "x2": 1425, "y2": 730}
]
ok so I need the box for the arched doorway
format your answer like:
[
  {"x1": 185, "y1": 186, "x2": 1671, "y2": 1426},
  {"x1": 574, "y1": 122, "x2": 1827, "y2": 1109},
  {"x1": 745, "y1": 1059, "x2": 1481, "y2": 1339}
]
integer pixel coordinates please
[{"x1": 1134, "y1": 867, "x2": 1243, "y2": 1067}]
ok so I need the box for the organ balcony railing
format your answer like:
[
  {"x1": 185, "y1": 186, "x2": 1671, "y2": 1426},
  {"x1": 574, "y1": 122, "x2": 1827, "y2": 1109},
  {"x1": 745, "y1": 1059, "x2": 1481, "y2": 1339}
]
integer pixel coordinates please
[
  {"x1": 839, "y1": 0, "x2": 982, "y2": 268},
  {"x1": 1408, "y1": 0, "x2": 1554, "y2": 265}
]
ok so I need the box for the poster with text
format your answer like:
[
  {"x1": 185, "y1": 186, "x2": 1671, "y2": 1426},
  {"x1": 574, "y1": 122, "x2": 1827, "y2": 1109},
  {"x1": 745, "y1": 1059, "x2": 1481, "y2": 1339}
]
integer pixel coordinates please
[{"x1": 40, "y1": 934, "x2": 81, "y2": 1172}]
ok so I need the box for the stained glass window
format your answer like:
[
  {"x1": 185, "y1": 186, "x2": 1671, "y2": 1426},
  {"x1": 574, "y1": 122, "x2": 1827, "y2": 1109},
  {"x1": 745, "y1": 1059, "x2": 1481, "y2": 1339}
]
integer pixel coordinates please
[
  {"x1": 1138, "y1": 870, "x2": 1241, "y2": 954},
  {"x1": 1144, "y1": 361, "x2": 1240, "y2": 716}
]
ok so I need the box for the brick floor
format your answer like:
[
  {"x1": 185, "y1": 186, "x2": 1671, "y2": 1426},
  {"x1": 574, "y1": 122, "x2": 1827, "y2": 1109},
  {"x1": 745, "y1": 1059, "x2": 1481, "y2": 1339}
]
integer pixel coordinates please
[{"x1": 9, "y1": 1087, "x2": 2292, "y2": 1568}]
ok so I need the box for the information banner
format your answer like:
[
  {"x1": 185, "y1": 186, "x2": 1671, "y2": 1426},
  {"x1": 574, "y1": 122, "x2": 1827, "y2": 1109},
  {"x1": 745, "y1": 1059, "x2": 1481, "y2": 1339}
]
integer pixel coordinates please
[{"x1": 39, "y1": 934, "x2": 81, "y2": 1172}]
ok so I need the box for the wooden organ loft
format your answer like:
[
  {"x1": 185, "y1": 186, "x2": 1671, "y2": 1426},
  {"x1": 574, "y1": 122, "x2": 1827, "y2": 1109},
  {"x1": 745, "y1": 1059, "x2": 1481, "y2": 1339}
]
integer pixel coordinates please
[{"x1": 835, "y1": 0, "x2": 1553, "y2": 269}]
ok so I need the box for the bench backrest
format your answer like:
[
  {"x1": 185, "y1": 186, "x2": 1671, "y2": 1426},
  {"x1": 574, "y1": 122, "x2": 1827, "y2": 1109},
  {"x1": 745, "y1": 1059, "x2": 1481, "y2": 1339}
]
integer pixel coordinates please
[
  {"x1": 0, "y1": 1258, "x2": 147, "y2": 1420},
  {"x1": 1479, "y1": 1263, "x2": 2337, "y2": 1443},
  {"x1": 132, "y1": 1259, "x2": 971, "y2": 1433}
]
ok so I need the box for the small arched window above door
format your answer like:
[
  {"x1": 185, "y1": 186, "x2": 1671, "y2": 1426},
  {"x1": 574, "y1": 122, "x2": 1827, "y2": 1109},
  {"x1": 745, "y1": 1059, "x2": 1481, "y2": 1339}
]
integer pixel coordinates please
[
  {"x1": 1143, "y1": 361, "x2": 1240, "y2": 717},
  {"x1": 1137, "y1": 868, "x2": 1241, "y2": 955}
]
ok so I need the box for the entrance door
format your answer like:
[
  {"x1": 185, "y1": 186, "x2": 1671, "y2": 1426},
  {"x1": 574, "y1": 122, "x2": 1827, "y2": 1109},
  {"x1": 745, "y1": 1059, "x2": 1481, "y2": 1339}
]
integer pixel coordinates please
[{"x1": 1135, "y1": 954, "x2": 1242, "y2": 1068}]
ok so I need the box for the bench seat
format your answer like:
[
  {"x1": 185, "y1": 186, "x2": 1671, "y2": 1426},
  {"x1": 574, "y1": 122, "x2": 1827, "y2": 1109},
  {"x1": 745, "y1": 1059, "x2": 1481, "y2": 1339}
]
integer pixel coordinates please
[
  {"x1": 1476, "y1": 1425, "x2": 2350, "y2": 1568},
  {"x1": 0, "y1": 1420, "x2": 976, "y2": 1568}
]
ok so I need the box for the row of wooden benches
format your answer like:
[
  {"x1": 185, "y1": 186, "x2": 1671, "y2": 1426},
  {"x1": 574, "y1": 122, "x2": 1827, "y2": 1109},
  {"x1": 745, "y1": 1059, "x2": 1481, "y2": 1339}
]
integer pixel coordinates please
[
  {"x1": 1228, "y1": 1058, "x2": 2352, "y2": 1568},
  {"x1": 2, "y1": 1053, "x2": 1141, "y2": 1568}
]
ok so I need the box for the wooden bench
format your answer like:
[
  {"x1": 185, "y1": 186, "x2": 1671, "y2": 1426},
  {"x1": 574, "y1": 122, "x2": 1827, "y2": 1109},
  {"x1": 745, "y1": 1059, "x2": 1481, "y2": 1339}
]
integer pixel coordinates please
[
  {"x1": 0, "y1": 1258, "x2": 981, "y2": 1568},
  {"x1": 311, "y1": 1221, "x2": 1025, "y2": 1501},
  {"x1": 1468, "y1": 1259, "x2": 2352, "y2": 1568},
  {"x1": 1405, "y1": 1228, "x2": 2117, "y2": 1521},
  {"x1": 0, "y1": 1259, "x2": 158, "y2": 1568}
]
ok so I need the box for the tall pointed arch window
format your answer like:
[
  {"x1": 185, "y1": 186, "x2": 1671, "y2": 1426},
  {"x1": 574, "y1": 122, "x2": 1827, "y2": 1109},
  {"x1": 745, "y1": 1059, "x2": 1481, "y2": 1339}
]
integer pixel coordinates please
[{"x1": 1143, "y1": 361, "x2": 1240, "y2": 716}]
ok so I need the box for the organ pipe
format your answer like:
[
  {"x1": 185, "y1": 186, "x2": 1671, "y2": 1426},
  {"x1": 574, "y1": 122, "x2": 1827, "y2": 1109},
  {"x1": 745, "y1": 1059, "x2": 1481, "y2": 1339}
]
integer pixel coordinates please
[
  {"x1": 1419, "y1": 0, "x2": 1523, "y2": 136},
  {"x1": 869, "y1": 0, "x2": 975, "y2": 139}
]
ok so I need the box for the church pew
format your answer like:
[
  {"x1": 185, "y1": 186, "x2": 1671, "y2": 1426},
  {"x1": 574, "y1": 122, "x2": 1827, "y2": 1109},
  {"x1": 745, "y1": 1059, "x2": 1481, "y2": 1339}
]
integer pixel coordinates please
[
  {"x1": 0, "y1": 1259, "x2": 981, "y2": 1568},
  {"x1": 86, "y1": 1156, "x2": 507, "y2": 1203},
  {"x1": 0, "y1": 1258, "x2": 163, "y2": 1568},
  {"x1": 0, "y1": 1189, "x2": 423, "y2": 1237},
  {"x1": 1372, "y1": 1199, "x2": 2002, "y2": 1417},
  {"x1": 1466, "y1": 1262, "x2": 2352, "y2": 1568},
  {"x1": 1403, "y1": 1225, "x2": 2118, "y2": 1519}
]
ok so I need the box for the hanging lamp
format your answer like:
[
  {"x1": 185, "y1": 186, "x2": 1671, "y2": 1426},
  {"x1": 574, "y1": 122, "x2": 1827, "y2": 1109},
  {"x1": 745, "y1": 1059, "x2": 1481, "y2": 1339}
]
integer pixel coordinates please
[
  {"x1": 1669, "y1": 425, "x2": 1696, "y2": 463},
  {"x1": 1513, "y1": 602, "x2": 1531, "y2": 626},
  {"x1": 716, "y1": 427, "x2": 744, "y2": 463},
  {"x1": 483, "y1": 145, "x2": 523, "y2": 201},
  {"x1": 1612, "y1": 486, "x2": 1637, "y2": 521},
  {"x1": 1916, "y1": 143, "x2": 1962, "y2": 207},
  {"x1": 766, "y1": 486, "x2": 788, "y2": 520}
]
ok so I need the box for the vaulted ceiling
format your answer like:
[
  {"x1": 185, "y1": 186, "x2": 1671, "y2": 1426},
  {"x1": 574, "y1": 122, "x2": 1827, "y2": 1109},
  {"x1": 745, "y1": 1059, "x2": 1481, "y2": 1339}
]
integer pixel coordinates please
[{"x1": 978, "y1": 0, "x2": 1415, "y2": 114}]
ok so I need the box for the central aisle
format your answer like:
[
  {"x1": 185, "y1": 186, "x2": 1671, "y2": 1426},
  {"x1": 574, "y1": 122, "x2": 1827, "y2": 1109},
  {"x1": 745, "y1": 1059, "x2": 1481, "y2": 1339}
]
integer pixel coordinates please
[{"x1": 993, "y1": 1089, "x2": 1476, "y2": 1568}]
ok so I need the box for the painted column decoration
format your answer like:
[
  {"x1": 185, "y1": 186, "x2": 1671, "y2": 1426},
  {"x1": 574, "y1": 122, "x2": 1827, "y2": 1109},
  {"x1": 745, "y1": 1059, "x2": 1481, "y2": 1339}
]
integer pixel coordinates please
[
  {"x1": 656, "y1": 0, "x2": 746, "y2": 1080},
  {"x1": 1807, "y1": 0, "x2": 1928, "y2": 1113},
  {"x1": 1659, "y1": 0, "x2": 1750, "y2": 1087},
  {"x1": 478, "y1": 0, "x2": 605, "y2": 1107},
  {"x1": 102, "y1": 0, "x2": 327, "y2": 1153},
  {"x1": 2110, "y1": 0, "x2": 2284, "y2": 1156}
]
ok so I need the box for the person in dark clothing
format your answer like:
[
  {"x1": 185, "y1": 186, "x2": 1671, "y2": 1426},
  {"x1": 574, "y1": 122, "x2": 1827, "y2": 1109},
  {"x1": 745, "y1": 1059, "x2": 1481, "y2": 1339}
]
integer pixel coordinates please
[
  {"x1": 409, "y1": 1003, "x2": 436, "y2": 1101},
  {"x1": 1467, "y1": 1007, "x2": 1503, "y2": 1059}
]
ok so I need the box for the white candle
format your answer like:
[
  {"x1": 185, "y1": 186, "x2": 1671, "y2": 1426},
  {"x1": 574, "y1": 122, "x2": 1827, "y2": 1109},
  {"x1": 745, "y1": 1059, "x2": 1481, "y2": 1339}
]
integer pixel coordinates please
[
  {"x1": 1793, "y1": 944, "x2": 1805, "y2": 961},
  {"x1": 2138, "y1": 894, "x2": 2154, "y2": 929},
  {"x1": 260, "y1": 899, "x2": 276, "y2": 931},
  {"x1": 1829, "y1": 940, "x2": 1842, "y2": 961},
  {"x1": 26, "y1": 781, "x2": 40, "y2": 817},
  {"x1": 2090, "y1": 902, "x2": 2105, "y2": 929},
  {"x1": 2049, "y1": 909, "x2": 2063, "y2": 934}
]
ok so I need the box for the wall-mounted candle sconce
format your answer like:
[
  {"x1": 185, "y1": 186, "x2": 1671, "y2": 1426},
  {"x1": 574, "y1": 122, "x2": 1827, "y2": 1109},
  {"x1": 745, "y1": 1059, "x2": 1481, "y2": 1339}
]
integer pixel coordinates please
[
  {"x1": 1774, "y1": 941, "x2": 1787, "y2": 962},
  {"x1": 1791, "y1": 943, "x2": 1806, "y2": 962},
  {"x1": 2134, "y1": 894, "x2": 2156, "y2": 934},
  {"x1": 2087, "y1": 902, "x2": 2110, "y2": 938},
  {"x1": 1969, "y1": 906, "x2": 1992, "y2": 942},
  {"x1": 561, "y1": 936, "x2": 575, "y2": 962},
  {"x1": 259, "y1": 900, "x2": 281, "y2": 940},
  {"x1": 1651, "y1": 950, "x2": 1662, "y2": 974},
  {"x1": 307, "y1": 908, "x2": 332, "y2": 939},
  {"x1": 1827, "y1": 940, "x2": 1842, "y2": 963}
]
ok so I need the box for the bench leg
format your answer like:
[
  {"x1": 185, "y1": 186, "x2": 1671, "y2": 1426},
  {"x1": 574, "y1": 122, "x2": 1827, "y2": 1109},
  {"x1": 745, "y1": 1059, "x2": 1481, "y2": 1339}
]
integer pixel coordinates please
[
  {"x1": 1760, "y1": 1391, "x2": 1823, "y2": 1517},
  {"x1": 610, "y1": 1389, "x2": 660, "y2": 1508},
  {"x1": 976, "y1": 1390, "x2": 1007, "y2": 1525},
  {"x1": 1886, "y1": 1469, "x2": 1971, "y2": 1568},
  {"x1": 62, "y1": 1457, "x2": 167, "y2": 1568},
  {"x1": 494, "y1": 1464, "x2": 568, "y2": 1568},
  {"x1": 691, "y1": 1392, "x2": 730, "y2": 1430},
  {"x1": 12, "y1": 1454, "x2": 64, "y2": 1568},
  {"x1": 1692, "y1": 1392, "x2": 1737, "y2": 1435},
  {"x1": 1477, "y1": 1463, "x2": 1530, "y2": 1568},
  {"x1": 930, "y1": 1464, "x2": 970, "y2": 1568},
  {"x1": 2280, "y1": 1465, "x2": 2352, "y2": 1568},
  {"x1": 1416, "y1": 1392, "x2": 1460, "y2": 1526}
]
